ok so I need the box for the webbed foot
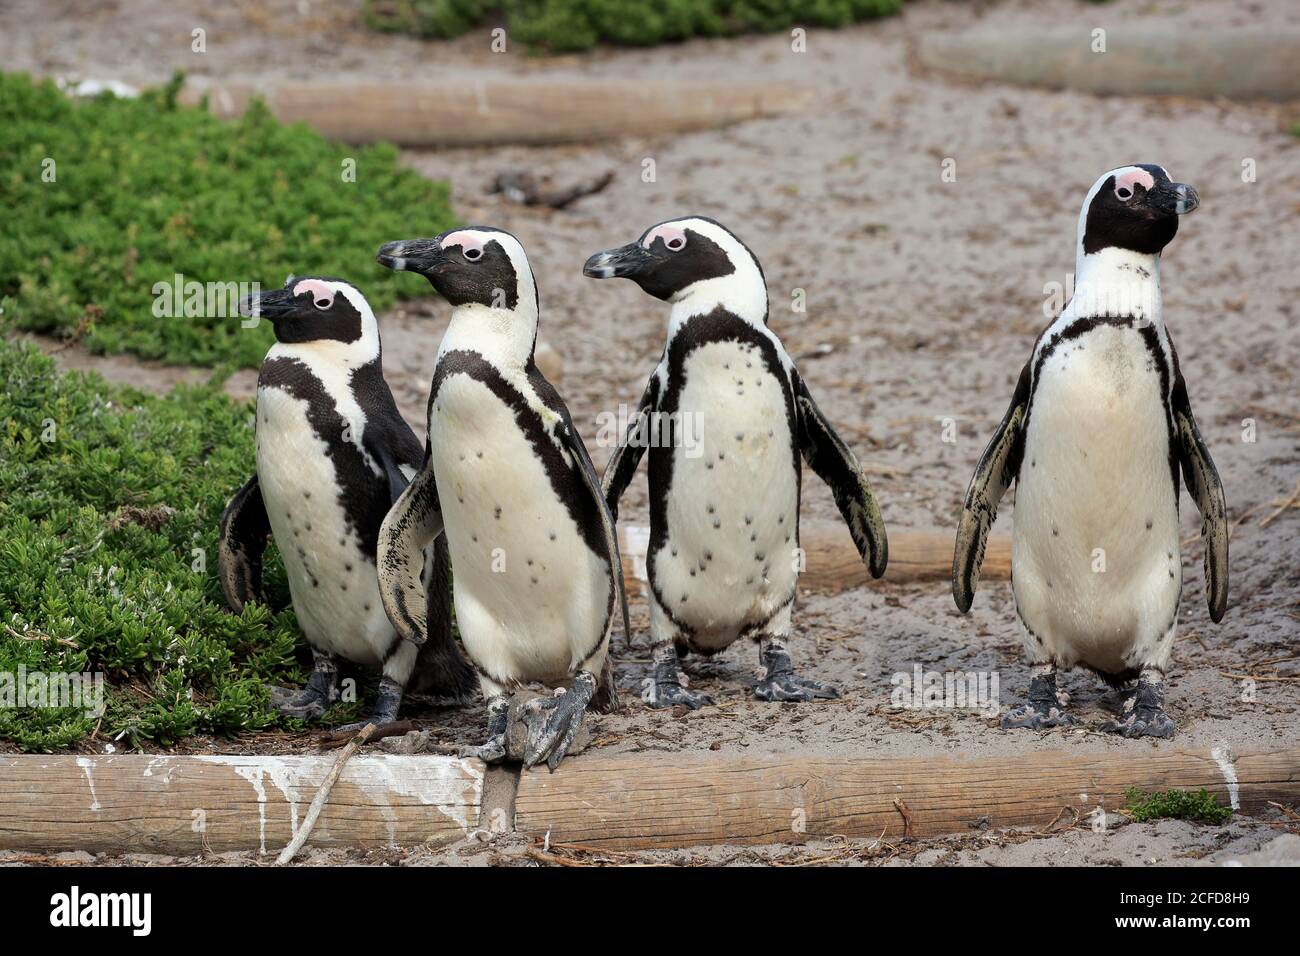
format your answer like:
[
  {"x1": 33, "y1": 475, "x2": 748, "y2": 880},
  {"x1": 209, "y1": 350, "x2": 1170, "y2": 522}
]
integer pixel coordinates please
[
  {"x1": 1101, "y1": 676, "x2": 1175, "y2": 738},
  {"x1": 753, "y1": 639, "x2": 838, "y2": 702},
  {"x1": 269, "y1": 652, "x2": 339, "y2": 720},
  {"x1": 523, "y1": 672, "x2": 596, "y2": 772},
  {"x1": 642, "y1": 654, "x2": 713, "y2": 709},
  {"x1": 1001, "y1": 668, "x2": 1074, "y2": 730}
]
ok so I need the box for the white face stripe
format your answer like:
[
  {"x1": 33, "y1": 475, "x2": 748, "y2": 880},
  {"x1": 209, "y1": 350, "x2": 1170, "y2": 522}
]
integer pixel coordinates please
[
  {"x1": 643, "y1": 224, "x2": 686, "y2": 250},
  {"x1": 440, "y1": 230, "x2": 488, "y2": 258},
  {"x1": 445, "y1": 228, "x2": 537, "y2": 317},
  {"x1": 292, "y1": 278, "x2": 337, "y2": 308}
]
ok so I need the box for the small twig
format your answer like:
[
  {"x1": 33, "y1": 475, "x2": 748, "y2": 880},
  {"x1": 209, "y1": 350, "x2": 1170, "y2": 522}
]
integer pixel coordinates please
[
  {"x1": 1039, "y1": 806, "x2": 1080, "y2": 834},
  {"x1": 275, "y1": 722, "x2": 376, "y2": 865},
  {"x1": 1259, "y1": 479, "x2": 1300, "y2": 529},
  {"x1": 316, "y1": 719, "x2": 417, "y2": 750},
  {"x1": 893, "y1": 797, "x2": 914, "y2": 839},
  {"x1": 1267, "y1": 801, "x2": 1300, "y2": 824},
  {"x1": 1221, "y1": 671, "x2": 1300, "y2": 683}
]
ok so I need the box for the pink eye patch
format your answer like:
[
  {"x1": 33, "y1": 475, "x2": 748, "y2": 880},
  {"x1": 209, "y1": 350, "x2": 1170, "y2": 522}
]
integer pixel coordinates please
[
  {"x1": 293, "y1": 279, "x2": 336, "y2": 309},
  {"x1": 644, "y1": 224, "x2": 686, "y2": 250},
  {"x1": 441, "y1": 230, "x2": 488, "y2": 258},
  {"x1": 1113, "y1": 168, "x2": 1155, "y2": 198}
]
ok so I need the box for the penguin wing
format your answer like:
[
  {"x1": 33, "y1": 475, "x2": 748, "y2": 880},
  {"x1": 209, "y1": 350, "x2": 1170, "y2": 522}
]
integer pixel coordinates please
[
  {"x1": 952, "y1": 363, "x2": 1031, "y2": 613},
  {"x1": 1171, "y1": 371, "x2": 1229, "y2": 623},
  {"x1": 793, "y1": 371, "x2": 889, "y2": 579},
  {"x1": 600, "y1": 372, "x2": 660, "y2": 521},
  {"x1": 377, "y1": 463, "x2": 445, "y2": 646},
  {"x1": 217, "y1": 474, "x2": 271, "y2": 613},
  {"x1": 361, "y1": 400, "x2": 425, "y2": 505}
]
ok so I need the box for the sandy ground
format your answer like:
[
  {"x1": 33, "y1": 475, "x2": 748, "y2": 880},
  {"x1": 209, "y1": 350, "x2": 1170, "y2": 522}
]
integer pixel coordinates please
[{"x1": 3, "y1": 0, "x2": 1299, "y2": 865}]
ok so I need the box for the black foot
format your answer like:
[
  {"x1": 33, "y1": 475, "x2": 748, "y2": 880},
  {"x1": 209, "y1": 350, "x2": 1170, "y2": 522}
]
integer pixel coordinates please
[
  {"x1": 1101, "y1": 678, "x2": 1175, "y2": 738},
  {"x1": 333, "y1": 676, "x2": 404, "y2": 733},
  {"x1": 461, "y1": 700, "x2": 509, "y2": 764},
  {"x1": 268, "y1": 657, "x2": 338, "y2": 720},
  {"x1": 753, "y1": 642, "x2": 838, "y2": 702},
  {"x1": 523, "y1": 673, "x2": 596, "y2": 772},
  {"x1": 643, "y1": 657, "x2": 713, "y2": 709},
  {"x1": 1001, "y1": 671, "x2": 1074, "y2": 730}
]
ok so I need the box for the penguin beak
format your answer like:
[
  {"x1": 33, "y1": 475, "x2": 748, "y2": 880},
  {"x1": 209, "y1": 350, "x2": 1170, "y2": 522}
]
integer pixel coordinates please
[
  {"x1": 376, "y1": 238, "x2": 446, "y2": 276},
  {"x1": 583, "y1": 243, "x2": 653, "y2": 279},
  {"x1": 238, "y1": 285, "x2": 297, "y2": 321},
  {"x1": 1150, "y1": 181, "x2": 1200, "y2": 217}
]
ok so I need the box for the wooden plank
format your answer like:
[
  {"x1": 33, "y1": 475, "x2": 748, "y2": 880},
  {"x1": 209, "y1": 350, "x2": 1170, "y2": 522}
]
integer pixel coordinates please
[
  {"x1": 181, "y1": 80, "x2": 816, "y2": 146},
  {"x1": 0, "y1": 755, "x2": 483, "y2": 855},
  {"x1": 515, "y1": 748, "x2": 1300, "y2": 850},
  {"x1": 619, "y1": 523, "x2": 1007, "y2": 592}
]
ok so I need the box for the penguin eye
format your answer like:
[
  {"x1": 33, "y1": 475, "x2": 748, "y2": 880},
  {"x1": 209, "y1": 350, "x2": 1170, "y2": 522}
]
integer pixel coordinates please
[
  {"x1": 313, "y1": 297, "x2": 332, "y2": 311},
  {"x1": 1115, "y1": 185, "x2": 1134, "y2": 201},
  {"x1": 463, "y1": 247, "x2": 483, "y2": 262},
  {"x1": 665, "y1": 236, "x2": 686, "y2": 252}
]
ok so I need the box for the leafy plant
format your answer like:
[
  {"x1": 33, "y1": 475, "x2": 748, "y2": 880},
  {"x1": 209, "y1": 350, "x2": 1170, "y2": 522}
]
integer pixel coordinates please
[
  {"x1": 364, "y1": 0, "x2": 902, "y2": 52},
  {"x1": 0, "y1": 71, "x2": 454, "y2": 368},
  {"x1": 1125, "y1": 787, "x2": 1232, "y2": 824},
  {"x1": 0, "y1": 337, "x2": 307, "y2": 751}
]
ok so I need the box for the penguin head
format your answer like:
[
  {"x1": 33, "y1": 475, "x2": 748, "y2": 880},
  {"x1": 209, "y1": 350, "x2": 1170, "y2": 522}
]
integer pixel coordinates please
[
  {"x1": 1078, "y1": 165, "x2": 1199, "y2": 259},
  {"x1": 582, "y1": 216, "x2": 765, "y2": 305},
  {"x1": 239, "y1": 276, "x2": 374, "y2": 346},
  {"x1": 376, "y1": 227, "x2": 537, "y2": 315}
]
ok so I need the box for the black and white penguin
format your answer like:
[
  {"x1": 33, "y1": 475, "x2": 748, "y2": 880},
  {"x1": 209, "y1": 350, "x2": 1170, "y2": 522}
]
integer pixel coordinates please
[
  {"x1": 583, "y1": 216, "x2": 888, "y2": 707},
  {"x1": 218, "y1": 275, "x2": 473, "y2": 728},
  {"x1": 953, "y1": 165, "x2": 1228, "y2": 738},
  {"x1": 374, "y1": 228, "x2": 627, "y2": 771}
]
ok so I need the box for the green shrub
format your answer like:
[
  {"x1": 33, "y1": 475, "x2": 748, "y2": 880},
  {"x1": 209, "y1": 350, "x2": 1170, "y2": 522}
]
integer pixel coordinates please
[
  {"x1": 0, "y1": 337, "x2": 307, "y2": 751},
  {"x1": 1125, "y1": 787, "x2": 1232, "y2": 824},
  {"x1": 0, "y1": 72, "x2": 455, "y2": 368},
  {"x1": 364, "y1": 0, "x2": 902, "y2": 51}
]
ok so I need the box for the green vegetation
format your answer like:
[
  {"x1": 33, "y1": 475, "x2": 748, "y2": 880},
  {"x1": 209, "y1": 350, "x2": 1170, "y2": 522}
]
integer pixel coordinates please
[
  {"x1": 0, "y1": 72, "x2": 454, "y2": 369},
  {"x1": 0, "y1": 337, "x2": 309, "y2": 751},
  {"x1": 364, "y1": 0, "x2": 902, "y2": 52},
  {"x1": 1125, "y1": 787, "x2": 1233, "y2": 824}
]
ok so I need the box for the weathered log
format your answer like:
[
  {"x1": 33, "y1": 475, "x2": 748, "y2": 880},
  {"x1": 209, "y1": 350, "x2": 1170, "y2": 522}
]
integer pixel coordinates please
[
  {"x1": 918, "y1": 28, "x2": 1300, "y2": 100},
  {"x1": 180, "y1": 80, "x2": 816, "y2": 146},
  {"x1": 618, "y1": 523, "x2": 1007, "y2": 592},
  {"x1": 0, "y1": 754, "x2": 483, "y2": 855},
  {"x1": 515, "y1": 747, "x2": 1300, "y2": 850}
]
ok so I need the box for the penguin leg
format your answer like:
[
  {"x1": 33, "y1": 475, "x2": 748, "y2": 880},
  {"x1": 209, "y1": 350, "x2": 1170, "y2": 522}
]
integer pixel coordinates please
[
  {"x1": 1001, "y1": 662, "x2": 1075, "y2": 729},
  {"x1": 523, "y1": 670, "x2": 597, "y2": 772},
  {"x1": 333, "y1": 640, "x2": 416, "y2": 732},
  {"x1": 753, "y1": 636, "x2": 839, "y2": 702},
  {"x1": 460, "y1": 680, "x2": 510, "y2": 764},
  {"x1": 752, "y1": 605, "x2": 838, "y2": 703},
  {"x1": 1102, "y1": 667, "x2": 1176, "y2": 739},
  {"x1": 641, "y1": 593, "x2": 712, "y2": 709},
  {"x1": 269, "y1": 649, "x2": 339, "y2": 719}
]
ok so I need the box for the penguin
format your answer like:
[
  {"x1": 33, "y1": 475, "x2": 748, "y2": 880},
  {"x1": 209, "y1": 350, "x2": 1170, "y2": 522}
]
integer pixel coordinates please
[
  {"x1": 218, "y1": 275, "x2": 474, "y2": 729},
  {"x1": 953, "y1": 165, "x2": 1228, "y2": 738},
  {"x1": 583, "y1": 216, "x2": 888, "y2": 707},
  {"x1": 373, "y1": 228, "x2": 626, "y2": 771}
]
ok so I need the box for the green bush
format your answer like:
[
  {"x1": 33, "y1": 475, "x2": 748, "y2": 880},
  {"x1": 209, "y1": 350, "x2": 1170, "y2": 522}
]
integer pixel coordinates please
[
  {"x1": 364, "y1": 0, "x2": 902, "y2": 51},
  {"x1": 1125, "y1": 787, "x2": 1232, "y2": 824},
  {"x1": 0, "y1": 337, "x2": 307, "y2": 751},
  {"x1": 0, "y1": 72, "x2": 455, "y2": 368}
]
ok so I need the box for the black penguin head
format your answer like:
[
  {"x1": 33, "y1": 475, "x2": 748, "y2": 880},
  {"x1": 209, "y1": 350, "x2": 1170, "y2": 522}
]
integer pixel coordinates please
[
  {"x1": 1079, "y1": 165, "x2": 1199, "y2": 258},
  {"x1": 239, "y1": 276, "x2": 370, "y2": 345},
  {"x1": 376, "y1": 227, "x2": 536, "y2": 313},
  {"x1": 582, "y1": 216, "x2": 763, "y2": 303}
]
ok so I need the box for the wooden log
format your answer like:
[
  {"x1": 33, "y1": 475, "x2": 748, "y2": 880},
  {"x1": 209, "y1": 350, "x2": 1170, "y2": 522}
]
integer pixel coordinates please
[
  {"x1": 515, "y1": 747, "x2": 1300, "y2": 850},
  {"x1": 618, "y1": 523, "x2": 1008, "y2": 592},
  {"x1": 180, "y1": 80, "x2": 816, "y2": 146},
  {"x1": 0, "y1": 754, "x2": 483, "y2": 855},
  {"x1": 918, "y1": 28, "x2": 1300, "y2": 100}
]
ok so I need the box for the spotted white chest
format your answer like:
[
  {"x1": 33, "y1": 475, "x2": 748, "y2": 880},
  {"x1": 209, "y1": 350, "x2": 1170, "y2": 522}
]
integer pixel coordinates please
[
  {"x1": 427, "y1": 371, "x2": 612, "y2": 685},
  {"x1": 255, "y1": 385, "x2": 394, "y2": 665},
  {"x1": 1012, "y1": 323, "x2": 1181, "y2": 672},
  {"x1": 652, "y1": 340, "x2": 800, "y2": 647}
]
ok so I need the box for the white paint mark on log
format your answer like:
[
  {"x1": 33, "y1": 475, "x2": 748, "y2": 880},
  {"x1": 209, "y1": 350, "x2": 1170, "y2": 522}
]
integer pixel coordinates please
[
  {"x1": 1212, "y1": 746, "x2": 1241, "y2": 810},
  {"x1": 75, "y1": 757, "x2": 100, "y2": 812}
]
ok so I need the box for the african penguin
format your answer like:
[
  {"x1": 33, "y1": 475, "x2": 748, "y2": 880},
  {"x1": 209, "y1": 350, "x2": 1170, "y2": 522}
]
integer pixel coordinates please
[
  {"x1": 583, "y1": 216, "x2": 888, "y2": 707},
  {"x1": 374, "y1": 228, "x2": 627, "y2": 771},
  {"x1": 953, "y1": 165, "x2": 1228, "y2": 738},
  {"x1": 218, "y1": 275, "x2": 474, "y2": 728}
]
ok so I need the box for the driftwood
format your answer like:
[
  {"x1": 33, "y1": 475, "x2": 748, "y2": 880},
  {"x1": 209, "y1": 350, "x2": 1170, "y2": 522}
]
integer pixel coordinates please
[
  {"x1": 515, "y1": 747, "x2": 1300, "y2": 850},
  {"x1": 276, "y1": 723, "x2": 378, "y2": 864},
  {"x1": 619, "y1": 523, "x2": 1008, "y2": 593},
  {"x1": 180, "y1": 80, "x2": 816, "y2": 146}
]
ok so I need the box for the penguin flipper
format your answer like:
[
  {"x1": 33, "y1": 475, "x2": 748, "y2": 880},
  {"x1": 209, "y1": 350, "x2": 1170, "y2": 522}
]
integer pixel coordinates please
[
  {"x1": 217, "y1": 474, "x2": 271, "y2": 613},
  {"x1": 793, "y1": 372, "x2": 889, "y2": 579},
  {"x1": 600, "y1": 372, "x2": 660, "y2": 521},
  {"x1": 377, "y1": 464, "x2": 445, "y2": 647},
  {"x1": 952, "y1": 363, "x2": 1031, "y2": 613},
  {"x1": 1171, "y1": 372, "x2": 1229, "y2": 623}
]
